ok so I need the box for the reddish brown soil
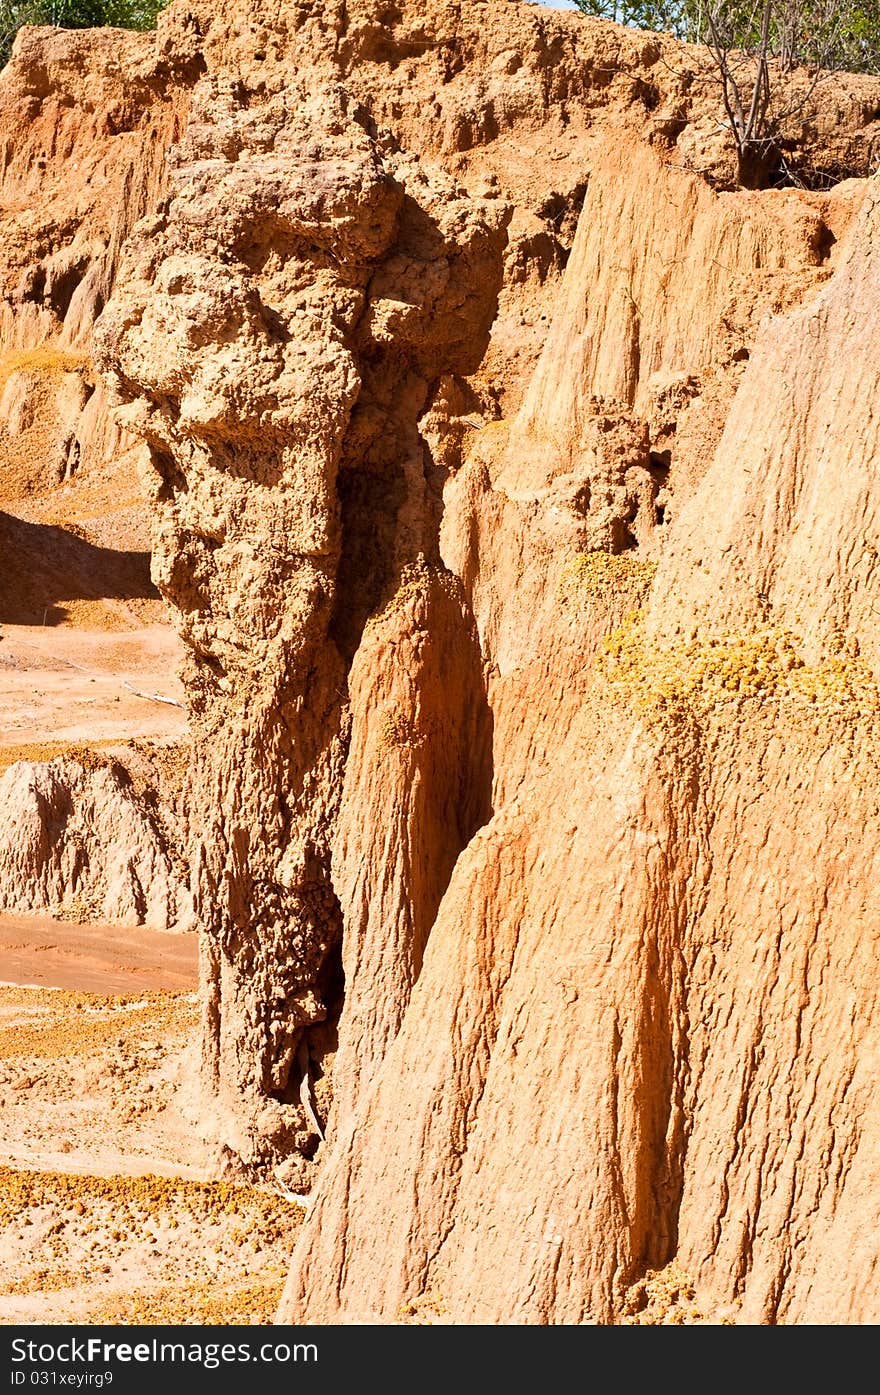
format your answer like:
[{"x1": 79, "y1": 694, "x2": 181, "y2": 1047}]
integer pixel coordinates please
[{"x1": 0, "y1": 912, "x2": 197, "y2": 993}]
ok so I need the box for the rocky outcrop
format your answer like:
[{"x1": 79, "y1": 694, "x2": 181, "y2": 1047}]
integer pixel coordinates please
[
  {"x1": 507, "y1": 143, "x2": 865, "y2": 531},
  {"x1": 6, "y1": 0, "x2": 880, "y2": 1324},
  {"x1": 329, "y1": 564, "x2": 493, "y2": 1137},
  {"x1": 649, "y1": 182, "x2": 880, "y2": 673},
  {"x1": 95, "y1": 71, "x2": 508, "y2": 1170},
  {"x1": 0, "y1": 22, "x2": 190, "y2": 343}
]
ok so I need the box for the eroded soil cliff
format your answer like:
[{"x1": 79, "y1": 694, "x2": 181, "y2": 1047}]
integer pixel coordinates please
[{"x1": 3, "y1": 0, "x2": 880, "y2": 1324}]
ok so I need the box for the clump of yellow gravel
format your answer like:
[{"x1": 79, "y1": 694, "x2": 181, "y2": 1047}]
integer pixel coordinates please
[
  {"x1": 365, "y1": 559, "x2": 460, "y2": 632},
  {"x1": 621, "y1": 1262, "x2": 729, "y2": 1325},
  {"x1": 86, "y1": 1275, "x2": 291, "y2": 1325},
  {"x1": 0, "y1": 1166, "x2": 302, "y2": 1228},
  {"x1": 0, "y1": 740, "x2": 123, "y2": 774}
]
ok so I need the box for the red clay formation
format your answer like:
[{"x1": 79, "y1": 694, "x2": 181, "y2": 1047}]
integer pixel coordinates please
[{"x1": 1, "y1": 0, "x2": 879, "y2": 1325}]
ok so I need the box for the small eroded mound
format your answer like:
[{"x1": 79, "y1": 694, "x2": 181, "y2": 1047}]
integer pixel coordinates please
[{"x1": 0, "y1": 744, "x2": 192, "y2": 932}]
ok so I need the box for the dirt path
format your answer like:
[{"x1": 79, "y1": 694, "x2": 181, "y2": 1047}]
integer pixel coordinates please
[{"x1": 0, "y1": 912, "x2": 198, "y2": 994}]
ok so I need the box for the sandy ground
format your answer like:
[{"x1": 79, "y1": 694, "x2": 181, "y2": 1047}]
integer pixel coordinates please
[
  {"x1": 0, "y1": 632, "x2": 301, "y2": 1323},
  {"x1": 0, "y1": 625, "x2": 303, "y2": 1324},
  {"x1": 0, "y1": 623, "x2": 187, "y2": 760},
  {"x1": 0, "y1": 912, "x2": 198, "y2": 994},
  {"x1": 0, "y1": 978, "x2": 304, "y2": 1324}
]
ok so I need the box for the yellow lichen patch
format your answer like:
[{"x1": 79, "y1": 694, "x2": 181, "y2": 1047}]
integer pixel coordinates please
[
  {"x1": 0, "y1": 1166, "x2": 303, "y2": 1231},
  {"x1": 0, "y1": 344, "x2": 89, "y2": 394},
  {"x1": 621, "y1": 1261, "x2": 722, "y2": 1325},
  {"x1": 0, "y1": 989, "x2": 196, "y2": 1060},
  {"x1": 397, "y1": 1289, "x2": 450, "y2": 1325},
  {"x1": 85, "y1": 1273, "x2": 289, "y2": 1325},
  {"x1": 559, "y1": 551, "x2": 657, "y2": 609},
  {"x1": 598, "y1": 613, "x2": 880, "y2": 726}
]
